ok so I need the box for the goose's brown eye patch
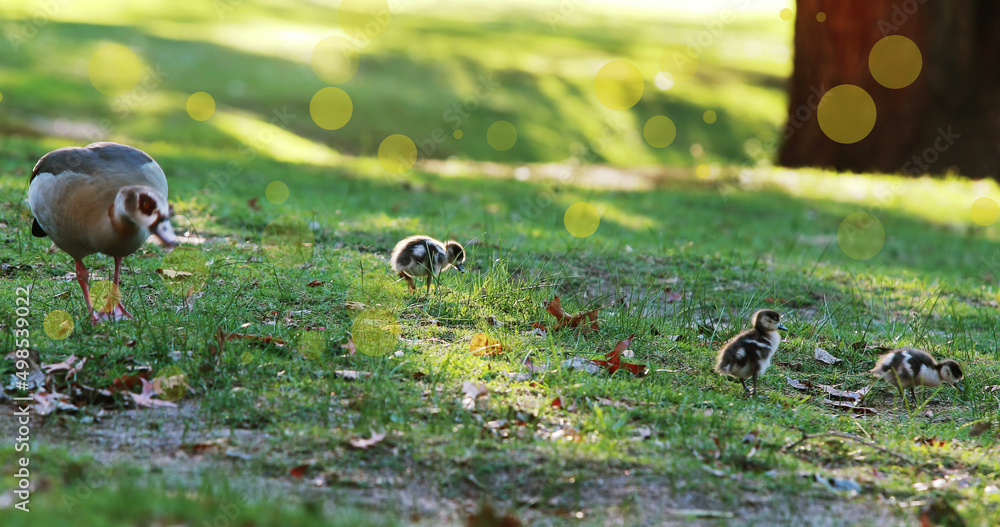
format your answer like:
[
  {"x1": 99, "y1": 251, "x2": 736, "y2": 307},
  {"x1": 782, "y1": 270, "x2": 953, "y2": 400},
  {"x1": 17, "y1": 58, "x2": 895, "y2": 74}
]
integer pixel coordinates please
[{"x1": 139, "y1": 193, "x2": 156, "y2": 215}]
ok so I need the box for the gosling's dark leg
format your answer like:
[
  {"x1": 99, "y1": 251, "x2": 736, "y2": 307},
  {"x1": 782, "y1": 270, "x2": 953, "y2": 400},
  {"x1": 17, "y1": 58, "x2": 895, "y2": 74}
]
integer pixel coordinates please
[
  {"x1": 425, "y1": 275, "x2": 432, "y2": 293},
  {"x1": 399, "y1": 272, "x2": 415, "y2": 292},
  {"x1": 740, "y1": 378, "x2": 750, "y2": 394},
  {"x1": 752, "y1": 374, "x2": 759, "y2": 397}
]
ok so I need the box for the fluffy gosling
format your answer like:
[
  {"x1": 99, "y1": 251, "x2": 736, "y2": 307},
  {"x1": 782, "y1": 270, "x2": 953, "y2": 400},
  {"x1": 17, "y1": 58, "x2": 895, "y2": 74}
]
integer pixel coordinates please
[
  {"x1": 389, "y1": 235, "x2": 466, "y2": 293},
  {"x1": 714, "y1": 309, "x2": 788, "y2": 396},
  {"x1": 871, "y1": 348, "x2": 964, "y2": 402}
]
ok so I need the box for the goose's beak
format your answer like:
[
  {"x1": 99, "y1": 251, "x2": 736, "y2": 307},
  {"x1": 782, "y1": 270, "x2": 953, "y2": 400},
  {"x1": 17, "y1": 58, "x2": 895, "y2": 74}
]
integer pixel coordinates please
[
  {"x1": 954, "y1": 382, "x2": 964, "y2": 393},
  {"x1": 778, "y1": 323, "x2": 789, "y2": 331},
  {"x1": 454, "y1": 262, "x2": 466, "y2": 273},
  {"x1": 151, "y1": 218, "x2": 179, "y2": 249}
]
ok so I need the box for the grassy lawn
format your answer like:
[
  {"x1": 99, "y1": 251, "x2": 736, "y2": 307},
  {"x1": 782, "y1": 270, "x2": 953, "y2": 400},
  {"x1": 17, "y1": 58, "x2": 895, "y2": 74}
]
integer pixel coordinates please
[{"x1": 1, "y1": 1, "x2": 1000, "y2": 525}]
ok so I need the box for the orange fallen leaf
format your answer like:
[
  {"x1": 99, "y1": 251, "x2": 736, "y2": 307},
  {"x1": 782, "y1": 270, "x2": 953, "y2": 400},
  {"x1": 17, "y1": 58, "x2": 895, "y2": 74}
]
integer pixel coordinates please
[
  {"x1": 470, "y1": 333, "x2": 503, "y2": 356},
  {"x1": 289, "y1": 464, "x2": 309, "y2": 479},
  {"x1": 226, "y1": 332, "x2": 287, "y2": 347},
  {"x1": 589, "y1": 334, "x2": 646, "y2": 376},
  {"x1": 551, "y1": 396, "x2": 563, "y2": 408},
  {"x1": 540, "y1": 296, "x2": 619, "y2": 336},
  {"x1": 306, "y1": 280, "x2": 325, "y2": 287}
]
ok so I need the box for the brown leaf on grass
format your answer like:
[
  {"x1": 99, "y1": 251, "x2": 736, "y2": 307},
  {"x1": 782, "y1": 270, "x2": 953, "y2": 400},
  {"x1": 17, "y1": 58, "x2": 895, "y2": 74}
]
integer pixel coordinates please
[
  {"x1": 127, "y1": 378, "x2": 177, "y2": 408},
  {"x1": 111, "y1": 367, "x2": 152, "y2": 392},
  {"x1": 523, "y1": 356, "x2": 546, "y2": 374},
  {"x1": 786, "y1": 377, "x2": 814, "y2": 391},
  {"x1": 180, "y1": 438, "x2": 229, "y2": 456},
  {"x1": 551, "y1": 396, "x2": 563, "y2": 408},
  {"x1": 33, "y1": 390, "x2": 78, "y2": 416},
  {"x1": 348, "y1": 430, "x2": 387, "y2": 450},
  {"x1": 42, "y1": 354, "x2": 87, "y2": 380},
  {"x1": 225, "y1": 332, "x2": 287, "y2": 347},
  {"x1": 289, "y1": 464, "x2": 310, "y2": 479},
  {"x1": 818, "y1": 384, "x2": 867, "y2": 403},
  {"x1": 306, "y1": 279, "x2": 325, "y2": 287},
  {"x1": 589, "y1": 334, "x2": 647, "y2": 376},
  {"x1": 541, "y1": 296, "x2": 620, "y2": 335},
  {"x1": 341, "y1": 334, "x2": 357, "y2": 356},
  {"x1": 823, "y1": 399, "x2": 878, "y2": 414},
  {"x1": 247, "y1": 197, "x2": 261, "y2": 211},
  {"x1": 156, "y1": 268, "x2": 194, "y2": 280},
  {"x1": 466, "y1": 502, "x2": 522, "y2": 527},
  {"x1": 343, "y1": 301, "x2": 367, "y2": 310},
  {"x1": 914, "y1": 436, "x2": 947, "y2": 448},
  {"x1": 970, "y1": 421, "x2": 993, "y2": 437},
  {"x1": 814, "y1": 347, "x2": 843, "y2": 365},
  {"x1": 470, "y1": 333, "x2": 503, "y2": 356}
]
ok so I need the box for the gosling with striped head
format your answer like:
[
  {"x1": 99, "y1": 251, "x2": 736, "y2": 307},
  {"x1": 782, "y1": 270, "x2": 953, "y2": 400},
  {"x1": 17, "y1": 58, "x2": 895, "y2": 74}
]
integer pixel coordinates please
[
  {"x1": 714, "y1": 309, "x2": 788, "y2": 397},
  {"x1": 871, "y1": 348, "x2": 964, "y2": 402},
  {"x1": 389, "y1": 235, "x2": 466, "y2": 293}
]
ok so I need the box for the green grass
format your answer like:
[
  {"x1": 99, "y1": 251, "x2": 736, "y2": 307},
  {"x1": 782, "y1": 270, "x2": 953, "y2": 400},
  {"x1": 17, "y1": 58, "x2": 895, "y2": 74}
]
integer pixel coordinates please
[{"x1": 1, "y1": 1, "x2": 1000, "y2": 525}]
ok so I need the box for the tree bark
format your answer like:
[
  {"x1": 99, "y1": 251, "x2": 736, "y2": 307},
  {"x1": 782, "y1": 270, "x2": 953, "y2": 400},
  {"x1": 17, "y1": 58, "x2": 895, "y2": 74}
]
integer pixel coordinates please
[{"x1": 779, "y1": 0, "x2": 1000, "y2": 178}]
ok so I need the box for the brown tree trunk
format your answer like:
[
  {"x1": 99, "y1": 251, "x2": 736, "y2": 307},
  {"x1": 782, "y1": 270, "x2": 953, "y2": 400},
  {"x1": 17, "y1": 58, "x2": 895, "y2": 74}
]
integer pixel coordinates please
[{"x1": 779, "y1": 0, "x2": 1000, "y2": 178}]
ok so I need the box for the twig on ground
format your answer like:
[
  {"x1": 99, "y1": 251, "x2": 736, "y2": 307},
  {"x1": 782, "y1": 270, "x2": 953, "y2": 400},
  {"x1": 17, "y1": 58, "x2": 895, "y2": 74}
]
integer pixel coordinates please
[{"x1": 782, "y1": 430, "x2": 918, "y2": 468}]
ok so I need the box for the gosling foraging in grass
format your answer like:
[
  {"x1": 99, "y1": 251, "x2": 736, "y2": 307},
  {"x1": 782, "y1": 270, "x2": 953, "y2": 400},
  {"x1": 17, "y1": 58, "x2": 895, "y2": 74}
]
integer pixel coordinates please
[
  {"x1": 389, "y1": 235, "x2": 466, "y2": 293},
  {"x1": 714, "y1": 309, "x2": 788, "y2": 397},
  {"x1": 871, "y1": 348, "x2": 964, "y2": 402}
]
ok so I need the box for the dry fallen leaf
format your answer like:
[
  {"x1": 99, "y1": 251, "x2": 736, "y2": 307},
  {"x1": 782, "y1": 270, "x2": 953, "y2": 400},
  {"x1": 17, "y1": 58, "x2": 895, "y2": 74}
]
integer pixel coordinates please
[
  {"x1": 289, "y1": 464, "x2": 309, "y2": 479},
  {"x1": 461, "y1": 381, "x2": 489, "y2": 410},
  {"x1": 33, "y1": 390, "x2": 78, "y2": 416},
  {"x1": 823, "y1": 399, "x2": 877, "y2": 415},
  {"x1": 787, "y1": 377, "x2": 813, "y2": 391},
  {"x1": 127, "y1": 378, "x2": 178, "y2": 409},
  {"x1": 341, "y1": 334, "x2": 357, "y2": 356},
  {"x1": 470, "y1": 333, "x2": 503, "y2": 356},
  {"x1": 814, "y1": 347, "x2": 842, "y2": 365},
  {"x1": 969, "y1": 421, "x2": 993, "y2": 437},
  {"x1": 466, "y1": 502, "x2": 522, "y2": 527},
  {"x1": 156, "y1": 268, "x2": 194, "y2": 280},
  {"x1": 541, "y1": 296, "x2": 619, "y2": 336},
  {"x1": 226, "y1": 332, "x2": 287, "y2": 347},
  {"x1": 306, "y1": 279, "x2": 325, "y2": 287},
  {"x1": 348, "y1": 430, "x2": 387, "y2": 450},
  {"x1": 180, "y1": 438, "x2": 229, "y2": 456}
]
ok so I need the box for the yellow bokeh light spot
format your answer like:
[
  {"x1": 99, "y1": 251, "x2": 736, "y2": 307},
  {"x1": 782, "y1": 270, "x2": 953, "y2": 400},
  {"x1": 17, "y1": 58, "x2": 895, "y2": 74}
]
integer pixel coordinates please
[
  {"x1": 817, "y1": 85, "x2": 877, "y2": 144},
  {"x1": 186, "y1": 92, "x2": 215, "y2": 121},
  {"x1": 340, "y1": 0, "x2": 391, "y2": 42},
  {"x1": 564, "y1": 202, "x2": 600, "y2": 238},
  {"x1": 780, "y1": 8, "x2": 793, "y2": 21},
  {"x1": 696, "y1": 164, "x2": 711, "y2": 179},
  {"x1": 159, "y1": 246, "x2": 209, "y2": 297},
  {"x1": 266, "y1": 181, "x2": 289, "y2": 204},
  {"x1": 88, "y1": 43, "x2": 142, "y2": 97},
  {"x1": 378, "y1": 134, "x2": 417, "y2": 173},
  {"x1": 240, "y1": 352, "x2": 254, "y2": 365},
  {"x1": 703, "y1": 110, "x2": 717, "y2": 124},
  {"x1": 0, "y1": 92, "x2": 4, "y2": 102},
  {"x1": 643, "y1": 115, "x2": 676, "y2": 148},
  {"x1": 352, "y1": 309, "x2": 400, "y2": 357},
  {"x1": 838, "y1": 212, "x2": 885, "y2": 260},
  {"x1": 487, "y1": 121, "x2": 517, "y2": 151},
  {"x1": 816, "y1": 12, "x2": 827, "y2": 22},
  {"x1": 153, "y1": 365, "x2": 188, "y2": 402},
  {"x1": 262, "y1": 215, "x2": 315, "y2": 268},
  {"x1": 310, "y1": 87, "x2": 353, "y2": 130},
  {"x1": 971, "y1": 197, "x2": 1000, "y2": 226},
  {"x1": 298, "y1": 330, "x2": 326, "y2": 360},
  {"x1": 659, "y1": 45, "x2": 699, "y2": 84},
  {"x1": 594, "y1": 60, "x2": 644, "y2": 111},
  {"x1": 89, "y1": 280, "x2": 121, "y2": 313},
  {"x1": 869, "y1": 35, "x2": 922, "y2": 89},
  {"x1": 311, "y1": 36, "x2": 359, "y2": 84},
  {"x1": 43, "y1": 310, "x2": 74, "y2": 340},
  {"x1": 453, "y1": 129, "x2": 463, "y2": 139}
]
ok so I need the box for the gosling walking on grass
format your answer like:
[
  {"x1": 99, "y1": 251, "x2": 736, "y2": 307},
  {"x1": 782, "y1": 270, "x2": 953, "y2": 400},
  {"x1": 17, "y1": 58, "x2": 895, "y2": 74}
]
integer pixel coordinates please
[
  {"x1": 390, "y1": 235, "x2": 466, "y2": 293},
  {"x1": 871, "y1": 348, "x2": 964, "y2": 403},
  {"x1": 714, "y1": 309, "x2": 788, "y2": 397}
]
